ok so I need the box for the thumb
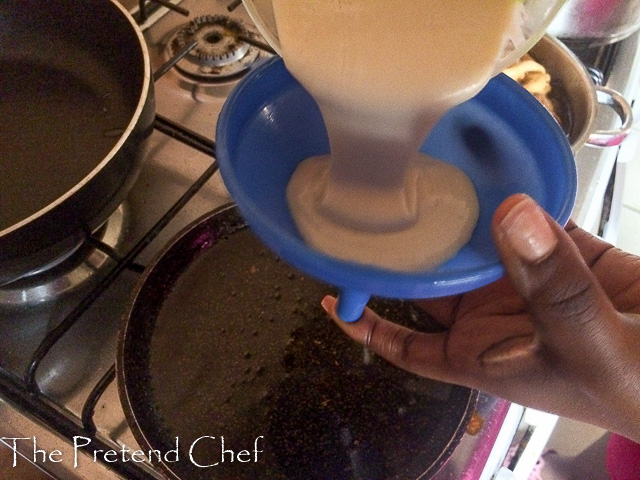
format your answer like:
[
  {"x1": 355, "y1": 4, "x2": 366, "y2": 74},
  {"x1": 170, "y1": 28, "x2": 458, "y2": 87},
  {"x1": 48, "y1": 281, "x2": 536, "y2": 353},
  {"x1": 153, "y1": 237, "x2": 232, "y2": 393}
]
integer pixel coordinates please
[{"x1": 492, "y1": 194, "x2": 616, "y2": 345}]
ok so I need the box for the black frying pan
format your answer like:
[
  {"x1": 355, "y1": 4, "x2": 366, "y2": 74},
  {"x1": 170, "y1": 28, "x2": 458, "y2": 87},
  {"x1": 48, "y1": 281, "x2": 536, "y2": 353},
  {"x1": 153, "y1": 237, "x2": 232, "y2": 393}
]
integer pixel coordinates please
[
  {"x1": 118, "y1": 204, "x2": 477, "y2": 480},
  {"x1": 0, "y1": 0, "x2": 154, "y2": 285}
]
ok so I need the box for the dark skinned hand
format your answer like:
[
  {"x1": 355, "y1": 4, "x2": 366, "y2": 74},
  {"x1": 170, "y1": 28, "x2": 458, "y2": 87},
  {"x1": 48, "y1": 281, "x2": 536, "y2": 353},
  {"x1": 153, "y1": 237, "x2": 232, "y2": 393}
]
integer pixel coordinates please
[{"x1": 322, "y1": 194, "x2": 640, "y2": 443}]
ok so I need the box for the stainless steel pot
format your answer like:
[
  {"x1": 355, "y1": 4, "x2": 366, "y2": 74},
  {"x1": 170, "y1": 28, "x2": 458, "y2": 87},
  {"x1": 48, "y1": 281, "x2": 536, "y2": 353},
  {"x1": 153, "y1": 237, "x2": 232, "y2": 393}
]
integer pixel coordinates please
[
  {"x1": 547, "y1": 0, "x2": 640, "y2": 46},
  {"x1": 527, "y1": 35, "x2": 632, "y2": 152},
  {"x1": 0, "y1": 0, "x2": 154, "y2": 286}
]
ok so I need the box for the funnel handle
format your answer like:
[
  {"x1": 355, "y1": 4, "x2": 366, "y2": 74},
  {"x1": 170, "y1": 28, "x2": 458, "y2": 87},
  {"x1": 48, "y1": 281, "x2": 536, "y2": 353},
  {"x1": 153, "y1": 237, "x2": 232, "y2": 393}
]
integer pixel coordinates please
[{"x1": 336, "y1": 289, "x2": 370, "y2": 322}]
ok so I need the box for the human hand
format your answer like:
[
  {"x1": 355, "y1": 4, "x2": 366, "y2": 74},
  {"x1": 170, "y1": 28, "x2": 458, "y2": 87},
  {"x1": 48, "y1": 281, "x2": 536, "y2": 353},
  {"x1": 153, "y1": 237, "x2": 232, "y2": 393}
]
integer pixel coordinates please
[{"x1": 322, "y1": 194, "x2": 640, "y2": 442}]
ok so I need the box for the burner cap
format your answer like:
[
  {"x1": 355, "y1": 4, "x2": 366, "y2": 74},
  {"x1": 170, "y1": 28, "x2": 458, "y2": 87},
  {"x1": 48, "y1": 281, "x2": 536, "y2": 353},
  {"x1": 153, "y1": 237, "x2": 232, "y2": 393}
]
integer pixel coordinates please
[{"x1": 169, "y1": 15, "x2": 260, "y2": 82}]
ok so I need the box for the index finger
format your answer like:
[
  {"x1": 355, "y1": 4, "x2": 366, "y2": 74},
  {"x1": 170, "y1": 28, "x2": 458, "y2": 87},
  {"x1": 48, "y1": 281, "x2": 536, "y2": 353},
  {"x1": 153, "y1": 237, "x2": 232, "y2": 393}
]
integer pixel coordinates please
[{"x1": 322, "y1": 295, "x2": 451, "y2": 382}]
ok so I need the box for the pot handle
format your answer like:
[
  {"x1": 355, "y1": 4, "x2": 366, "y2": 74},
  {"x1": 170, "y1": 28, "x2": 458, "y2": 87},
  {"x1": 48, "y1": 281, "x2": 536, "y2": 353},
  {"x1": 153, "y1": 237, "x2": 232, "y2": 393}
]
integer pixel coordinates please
[{"x1": 587, "y1": 86, "x2": 633, "y2": 147}]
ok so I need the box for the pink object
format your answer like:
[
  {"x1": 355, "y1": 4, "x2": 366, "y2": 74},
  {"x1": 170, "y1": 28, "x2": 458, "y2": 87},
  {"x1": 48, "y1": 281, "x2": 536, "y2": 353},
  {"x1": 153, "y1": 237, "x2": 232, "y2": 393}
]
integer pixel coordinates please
[{"x1": 607, "y1": 434, "x2": 640, "y2": 480}]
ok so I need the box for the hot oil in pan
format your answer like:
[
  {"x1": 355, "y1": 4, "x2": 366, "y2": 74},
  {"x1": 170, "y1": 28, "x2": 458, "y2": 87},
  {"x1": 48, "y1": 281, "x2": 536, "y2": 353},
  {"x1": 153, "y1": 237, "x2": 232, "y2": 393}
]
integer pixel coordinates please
[
  {"x1": 0, "y1": 58, "x2": 134, "y2": 230},
  {"x1": 150, "y1": 227, "x2": 470, "y2": 480}
]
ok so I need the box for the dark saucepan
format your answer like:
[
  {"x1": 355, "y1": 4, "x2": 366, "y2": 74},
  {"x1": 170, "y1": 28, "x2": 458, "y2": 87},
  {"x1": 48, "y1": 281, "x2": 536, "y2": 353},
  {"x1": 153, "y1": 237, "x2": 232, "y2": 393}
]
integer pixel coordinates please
[
  {"x1": 0, "y1": 0, "x2": 154, "y2": 285},
  {"x1": 118, "y1": 204, "x2": 477, "y2": 480}
]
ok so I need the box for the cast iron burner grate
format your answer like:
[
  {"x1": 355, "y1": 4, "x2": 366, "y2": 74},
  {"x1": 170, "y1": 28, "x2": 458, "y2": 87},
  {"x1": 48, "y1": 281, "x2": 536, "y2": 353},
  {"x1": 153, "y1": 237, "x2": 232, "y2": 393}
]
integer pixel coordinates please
[
  {"x1": 0, "y1": 2, "x2": 217, "y2": 476},
  {"x1": 569, "y1": 40, "x2": 620, "y2": 85},
  {"x1": 168, "y1": 14, "x2": 260, "y2": 81},
  {"x1": 0, "y1": 205, "x2": 129, "y2": 307}
]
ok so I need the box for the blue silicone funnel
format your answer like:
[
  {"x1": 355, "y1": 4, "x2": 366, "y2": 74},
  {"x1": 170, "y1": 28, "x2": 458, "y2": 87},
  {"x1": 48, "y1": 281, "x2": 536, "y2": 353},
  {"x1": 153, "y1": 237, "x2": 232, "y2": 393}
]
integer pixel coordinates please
[{"x1": 216, "y1": 57, "x2": 576, "y2": 322}]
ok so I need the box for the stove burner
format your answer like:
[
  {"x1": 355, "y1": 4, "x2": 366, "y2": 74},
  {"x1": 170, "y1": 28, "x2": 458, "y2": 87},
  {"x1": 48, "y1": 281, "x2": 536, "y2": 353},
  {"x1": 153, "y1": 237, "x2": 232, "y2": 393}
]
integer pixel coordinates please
[
  {"x1": 0, "y1": 205, "x2": 127, "y2": 307},
  {"x1": 168, "y1": 14, "x2": 261, "y2": 82}
]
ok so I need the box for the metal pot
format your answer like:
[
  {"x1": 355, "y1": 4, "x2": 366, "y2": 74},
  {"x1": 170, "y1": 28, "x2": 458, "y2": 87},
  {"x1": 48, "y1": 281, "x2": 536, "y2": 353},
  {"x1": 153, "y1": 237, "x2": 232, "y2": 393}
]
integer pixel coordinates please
[
  {"x1": 526, "y1": 35, "x2": 632, "y2": 152},
  {"x1": 0, "y1": 0, "x2": 154, "y2": 286},
  {"x1": 547, "y1": 0, "x2": 640, "y2": 46}
]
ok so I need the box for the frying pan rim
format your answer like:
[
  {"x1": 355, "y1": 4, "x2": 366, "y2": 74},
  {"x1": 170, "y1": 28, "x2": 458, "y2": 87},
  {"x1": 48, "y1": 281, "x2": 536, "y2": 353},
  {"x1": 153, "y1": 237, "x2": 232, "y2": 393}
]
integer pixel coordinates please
[
  {"x1": 117, "y1": 204, "x2": 242, "y2": 480},
  {"x1": 117, "y1": 203, "x2": 479, "y2": 480},
  {"x1": 0, "y1": 0, "x2": 152, "y2": 238}
]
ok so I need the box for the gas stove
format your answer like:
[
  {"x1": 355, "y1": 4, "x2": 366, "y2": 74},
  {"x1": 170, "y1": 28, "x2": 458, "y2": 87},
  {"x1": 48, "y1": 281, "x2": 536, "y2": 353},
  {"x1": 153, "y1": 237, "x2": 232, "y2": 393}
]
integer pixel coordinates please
[{"x1": 1, "y1": 2, "x2": 638, "y2": 479}]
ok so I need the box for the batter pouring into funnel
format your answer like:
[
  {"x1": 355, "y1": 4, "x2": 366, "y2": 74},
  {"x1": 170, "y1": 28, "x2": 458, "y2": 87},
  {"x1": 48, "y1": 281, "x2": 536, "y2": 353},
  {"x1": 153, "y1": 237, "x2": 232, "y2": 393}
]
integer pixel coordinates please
[{"x1": 276, "y1": 0, "x2": 525, "y2": 271}]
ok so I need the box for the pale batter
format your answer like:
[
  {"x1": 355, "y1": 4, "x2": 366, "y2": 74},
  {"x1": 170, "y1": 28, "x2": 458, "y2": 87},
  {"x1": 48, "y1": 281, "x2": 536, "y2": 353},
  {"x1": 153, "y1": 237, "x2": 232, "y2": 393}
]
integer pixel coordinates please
[{"x1": 274, "y1": 0, "x2": 522, "y2": 271}]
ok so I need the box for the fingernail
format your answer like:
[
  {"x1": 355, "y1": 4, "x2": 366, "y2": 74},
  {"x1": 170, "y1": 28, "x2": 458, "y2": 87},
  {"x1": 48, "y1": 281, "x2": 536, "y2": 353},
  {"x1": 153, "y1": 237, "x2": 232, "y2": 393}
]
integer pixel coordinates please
[
  {"x1": 499, "y1": 196, "x2": 558, "y2": 263},
  {"x1": 321, "y1": 295, "x2": 336, "y2": 314}
]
